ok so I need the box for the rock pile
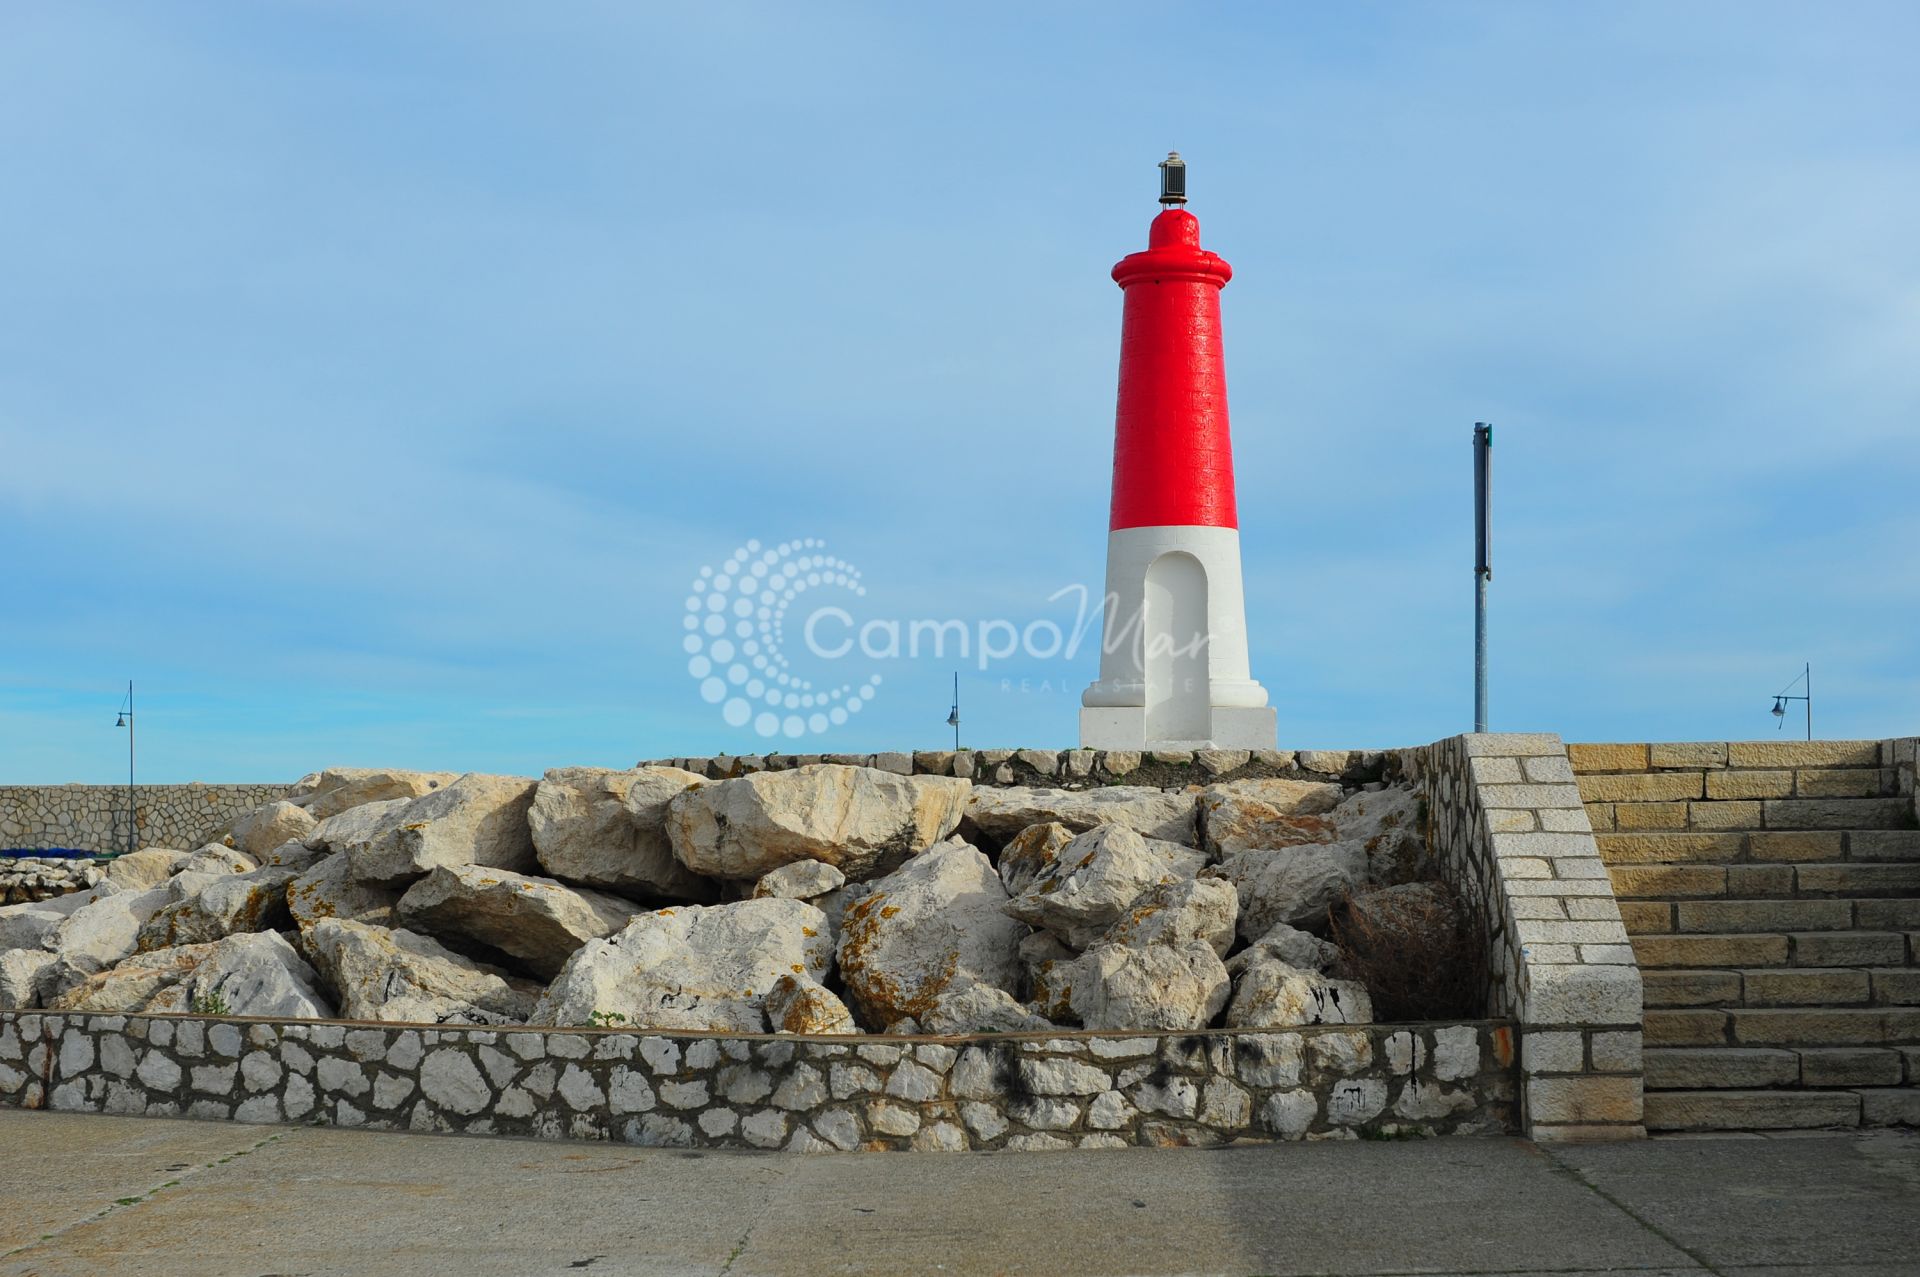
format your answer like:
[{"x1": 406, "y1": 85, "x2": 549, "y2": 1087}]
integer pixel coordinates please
[
  {"x1": 0, "y1": 761, "x2": 1443, "y2": 1035},
  {"x1": 0, "y1": 856, "x2": 101, "y2": 905}
]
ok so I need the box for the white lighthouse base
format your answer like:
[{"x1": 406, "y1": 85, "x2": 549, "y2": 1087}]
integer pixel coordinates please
[
  {"x1": 1079, "y1": 704, "x2": 1277, "y2": 751},
  {"x1": 1078, "y1": 524, "x2": 1277, "y2": 752}
]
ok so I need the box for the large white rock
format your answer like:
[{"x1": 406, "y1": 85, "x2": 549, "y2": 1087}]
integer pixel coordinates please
[
  {"x1": 46, "y1": 943, "x2": 215, "y2": 1013},
  {"x1": 304, "y1": 797, "x2": 410, "y2": 854},
  {"x1": 916, "y1": 980, "x2": 1051, "y2": 1035},
  {"x1": 751, "y1": 859, "x2": 846, "y2": 901},
  {"x1": 287, "y1": 853, "x2": 403, "y2": 934},
  {"x1": 1002, "y1": 825, "x2": 1207, "y2": 950},
  {"x1": 666, "y1": 765, "x2": 970, "y2": 881},
  {"x1": 836, "y1": 839, "x2": 1027, "y2": 1031},
  {"x1": 102, "y1": 848, "x2": 188, "y2": 890},
  {"x1": 227, "y1": 801, "x2": 319, "y2": 859},
  {"x1": 289, "y1": 767, "x2": 462, "y2": 821},
  {"x1": 0, "y1": 948, "x2": 55, "y2": 1009},
  {"x1": 964, "y1": 786, "x2": 1198, "y2": 847},
  {"x1": 1225, "y1": 957, "x2": 1373, "y2": 1028},
  {"x1": 136, "y1": 865, "x2": 299, "y2": 952},
  {"x1": 346, "y1": 774, "x2": 539, "y2": 887},
  {"x1": 162, "y1": 931, "x2": 332, "y2": 1018},
  {"x1": 1199, "y1": 778, "x2": 1344, "y2": 857},
  {"x1": 1208, "y1": 840, "x2": 1370, "y2": 943},
  {"x1": 530, "y1": 766, "x2": 716, "y2": 901},
  {"x1": 38, "y1": 885, "x2": 176, "y2": 994},
  {"x1": 996, "y1": 822, "x2": 1075, "y2": 897},
  {"x1": 181, "y1": 845, "x2": 256, "y2": 876},
  {"x1": 306, "y1": 918, "x2": 540, "y2": 1024},
  {"x1": 252, "y1": 838, "x2": 326, "y2": 872},
  {"x1": 1095, "y1": 876, "x2": 1238, "y2": 957},
  {"x1": 531, "y1": 898, "x2": 833, "y2": 1031},
  {"x1": 0, "y1": 889, "x2": 97, "y2": 951},
  {"x1": 397, "y1": 864, "x2": 636, "y2": 979},
  {"x1": 764, "y1": 971, "x2": 859, "y2": 1035},
  {"x1": 1058, "y1": 941, "x2": 1230, "y2": 1031},
  {"x1": 1329, "y1": 787, "x2": 1428, "y2": 883},
  {"x1": 1227, "y1": 921, "x2": 1340, "y2": 976},
  {"x1": 53, "y1": 932, "x2": 331, "y2": 1019}
]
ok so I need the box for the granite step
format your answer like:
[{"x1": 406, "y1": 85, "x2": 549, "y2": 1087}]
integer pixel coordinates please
[
  {"x1": 1641, "y1": 967, "x2": 1920, "y2": 1009},
  {"x1": 1645, "y1": 1006, "x2": 1920, "y2": 1049},
  {"x1": 1672, "y1": 898, "x2": 1856, "y2": 934},
  {"x1": 1644, "y1": 1088, "x2": 1862, "y2": 1131},
  {"x1": 1597, "y1": 828, "x2": 1920, "y2": 867},
  {"x1": 1643, "y1": 1045, "x2": 1916, "y2": 1090},
  {"x1": 1848, "y1": 831, "x2": 1920, "y2": 862},
  {"x1": 1757, "y1": 798, "x2": 1915, "y2": 831},
  {"x1": 1630, "y1": 930, "x2": 1917, "y2": 967},
  {"x1": 1610, "y1": 861, "x2": 1920, "y2": 900},
  {"x1": 1621, "y1": 899, "x2": 1920, "y2": 935}
]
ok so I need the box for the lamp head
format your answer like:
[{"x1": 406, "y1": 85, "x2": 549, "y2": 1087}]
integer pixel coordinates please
[
  {"x1": 1158, "y1": 151, "x2": 1187, "y2": 206},
  {"x1": 115, "y1": 713, "x2": 127, "y2": 728},
  {"x1": 945, "y1": 709, "x2": 960, "y2": 728},
  {"x1": 1771, "y1": 698, "x2": 1786, "y2": 718}
]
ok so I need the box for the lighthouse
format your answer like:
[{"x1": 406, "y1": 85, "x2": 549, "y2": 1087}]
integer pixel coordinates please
[{"x1": 1079, "y1": 154, "x2": 1277, "y2": 751}]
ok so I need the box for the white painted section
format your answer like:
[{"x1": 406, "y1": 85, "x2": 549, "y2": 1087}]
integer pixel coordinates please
[
  {"x1": 1079, "y1": 704, "x2": 1277, "y2": 751},
  {"x1": 1080, "y1": 524, "x2": 1275, "y2": 749},
  {"x1": 1143, "y1": 551, "x2": 1210, "y2": 742}
]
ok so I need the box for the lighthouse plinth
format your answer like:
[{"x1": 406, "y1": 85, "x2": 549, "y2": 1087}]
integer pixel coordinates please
[{"x1": 1079, "y1": 157, "x2": 1277, "y2": 751}]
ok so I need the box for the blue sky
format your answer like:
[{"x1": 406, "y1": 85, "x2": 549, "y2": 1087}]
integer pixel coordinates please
[{"x1": 2, "y1": 2, "x2": 1915, "y2": 783}]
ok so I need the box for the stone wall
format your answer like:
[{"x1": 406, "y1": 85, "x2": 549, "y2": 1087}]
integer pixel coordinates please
[
  {"x1": 1407, "y1": 733, "x2": 1644, "y2": 1142},
  {"x1": 0, "y1": 1012, "x2": 1513, "y2": 1150},
  {"x1": 641, "y1": 747, "x2": 1398, "y2": 791},
  {"x1": 1, "y1": 749, "x2": 1410, "y2": 853},
  {"x1": 0, "y1": 784, "x2": 290, "y2": 854}
]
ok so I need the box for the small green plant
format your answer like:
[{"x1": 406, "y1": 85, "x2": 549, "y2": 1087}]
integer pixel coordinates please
[
  {"x1": 190, "y1": 990, "x2": 231, "y2": 1017},
  {"x1": 588, "y1": 1009, "x2": 628, "y2": 1028}
]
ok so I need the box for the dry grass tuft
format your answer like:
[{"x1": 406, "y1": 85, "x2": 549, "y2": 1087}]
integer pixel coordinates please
[{"x1": 1327, "y1": 881, "x2": 1490, "y2": 1022}]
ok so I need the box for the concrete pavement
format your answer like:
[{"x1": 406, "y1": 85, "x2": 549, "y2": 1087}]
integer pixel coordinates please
[{"x1": 0, "y1": 1111, "x2": 1915, "y2": 1276}]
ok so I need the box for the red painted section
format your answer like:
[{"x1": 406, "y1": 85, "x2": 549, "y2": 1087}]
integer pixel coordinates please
[{"x1": 1107, "y1": 208, "x2": 1239, "y2": 531}]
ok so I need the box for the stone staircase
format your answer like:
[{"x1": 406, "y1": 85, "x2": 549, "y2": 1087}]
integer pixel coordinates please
[{"x1": 1571, "y1": 739, "x2": 1920, "y2": 1132}]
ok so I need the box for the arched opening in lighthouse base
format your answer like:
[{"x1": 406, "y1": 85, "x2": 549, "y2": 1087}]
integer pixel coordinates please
[{"x1": 1142, "y1": 550, "x2": 1210, "y2": 743}]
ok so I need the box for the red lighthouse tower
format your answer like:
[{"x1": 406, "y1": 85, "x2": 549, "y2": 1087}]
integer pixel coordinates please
[{"x1": 1080, "y1": 154, "x2": 1276, "y2": 749}]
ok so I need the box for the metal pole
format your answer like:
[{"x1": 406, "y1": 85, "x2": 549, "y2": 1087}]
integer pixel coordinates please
[
  {"x1": 1804, "y1": 662, "x2": 1811, "y2": 741},
  {"x1": 127, "y1": 680, "x2": 136, "y2": 855},
  {"x1": 1473, "y1": 424, "x2": 1492, "y2": 732},
  {"x1": 952, "y1": 673, "x2": 961, "y2": 751},
  {"x1": 1474, "y1": 575, "x2": 1488, "y2": 733}
]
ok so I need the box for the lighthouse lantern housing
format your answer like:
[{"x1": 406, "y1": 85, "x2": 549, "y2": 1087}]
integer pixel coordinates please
[{"x1": 1158, "y1": 151, "x2": 1187, "y2": 206}]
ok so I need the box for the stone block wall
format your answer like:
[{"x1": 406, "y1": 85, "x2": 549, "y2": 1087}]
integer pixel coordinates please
[
  {"x1": 0, "y1": 784, "x2": 289, "y2": 854},
  {"x1": 1571, "y1": 738, "x2": 1912, "y2": 837},
  {"x1": 0, "y1": 1014, "x2": 1514, "y2": 1150},
  {"x1": 1891, "y1": 737, "x2": 1917, "y2": 825},
  {"x1": 1407, "y1": 733, "x2": 1645, "y2": 1142}
]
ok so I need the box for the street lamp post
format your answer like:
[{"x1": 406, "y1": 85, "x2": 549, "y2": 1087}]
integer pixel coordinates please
[
  {"x1": 945, "y1": 672, "x2": 961, "y2": 752},
  {"x1": 1472, "y1": 423, "x2": 1492, "y2": 733},
  {"x1": 1769, "y1": 663, "x2": 1811, "y2": 741},
  {"x1": 115, "y1": 681, "x2": 135, "y2": 855}
]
